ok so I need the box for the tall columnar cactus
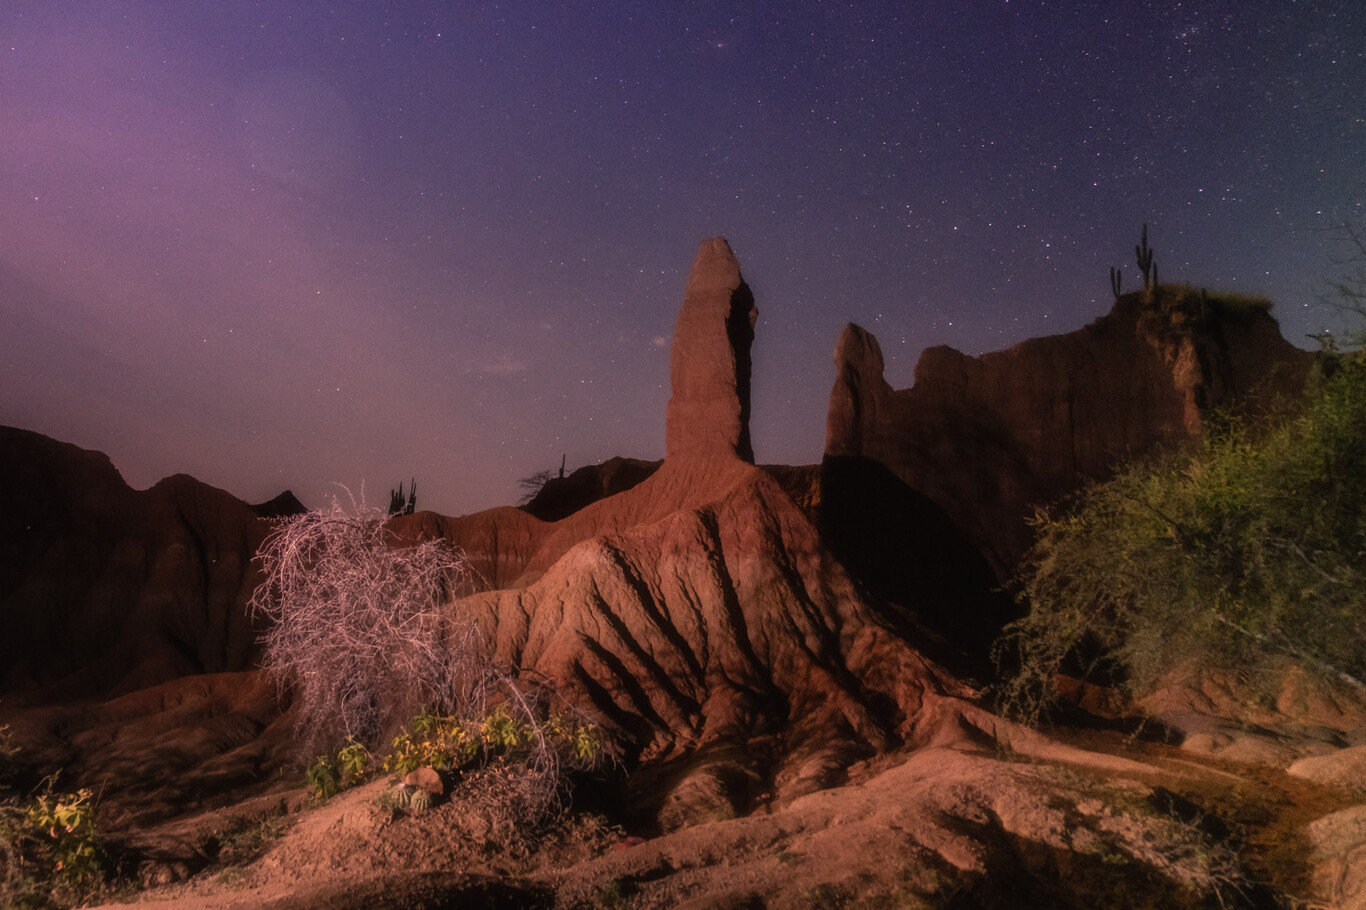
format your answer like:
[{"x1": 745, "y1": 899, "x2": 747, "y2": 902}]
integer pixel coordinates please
[
  {"x1": 1110, "y1": 266, "x2": 1123, "y2": 300},
  {"x1": 1135, "y1": 223, "x2": 1156, "y2": 289},
  {"x1": 388, "y1": 478, "x2": 417, "y2": 516}
]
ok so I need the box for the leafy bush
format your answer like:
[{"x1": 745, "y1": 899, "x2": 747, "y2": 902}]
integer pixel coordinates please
[
  {"x1": 995, "y1": 353, "x2": 1366, "y2": 721},
  {"x1": 0, "y1": 776, "x2": 104, "y2": 909},
  {"x1": 305, "y1": 706, "x2": 606, "y2": 803},
  {"x1": 1137, "y1": 282, "x2": 1273, "y2": 329}
]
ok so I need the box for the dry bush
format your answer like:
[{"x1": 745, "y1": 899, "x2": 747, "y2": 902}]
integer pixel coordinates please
[
  {"x1": 249, "y1": 498, "x2": 611, "y2": 822},
  {"x1": 249, "y1": 499, "x2": 481, "y2": 751}
]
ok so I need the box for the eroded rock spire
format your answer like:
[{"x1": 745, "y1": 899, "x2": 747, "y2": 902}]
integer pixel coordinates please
[{"x1": 665, "y1": 237, "x2": 757, "y2": 462}]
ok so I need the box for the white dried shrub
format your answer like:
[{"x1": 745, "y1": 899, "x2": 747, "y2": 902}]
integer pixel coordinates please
[
  {"x1": 250, "y1": 497, "x2": 612, "y2": 824},
  {"x1": 249, "y1": 498, "x2": 481, "y2": 751}
]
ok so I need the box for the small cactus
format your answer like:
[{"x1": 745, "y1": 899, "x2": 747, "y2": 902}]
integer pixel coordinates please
[
  {"x1": 1110, "y1": 266, "x2": 1123, "y2": 299},
  {"x1": 1135, "y1": 223, "x2": 1156, "y2": 289}
]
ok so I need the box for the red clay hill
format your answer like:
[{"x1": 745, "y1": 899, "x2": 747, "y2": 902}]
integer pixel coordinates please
[{"x1": 0, "y1": 241, "x2": 1314, "y2": 836}]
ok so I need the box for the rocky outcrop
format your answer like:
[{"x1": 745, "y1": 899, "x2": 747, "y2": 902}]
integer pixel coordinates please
[
  {"x1": 665, "y1": 237, "x2": 757, "y2": 463},
  {"x1": 249, "y1": 490, "x2": 308, "y2": 519},
  {"x1": 0, "y1": 427, "x2": 267, "y2": 702},
  {"x1": 826, "y1": 291, "x2": 1314, "y2": 576},
  {"x1": 520, "y1": 457, "x2": 662, "y2": 522},
  {"x1": 421, "y1": 239, "x2": 991, "y2": 825},
  {"x1": 460, "y1": 458, "x2": 982, "y2": 823}
]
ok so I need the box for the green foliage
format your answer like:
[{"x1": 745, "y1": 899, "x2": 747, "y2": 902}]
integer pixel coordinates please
[
  {"x1": 336, "y1": 738, "x2": 372, "y2": 785},
  {"x1": 308, "y1": 706, "x2": 607, "y2": 800},
  {"x1": 996, "y1": 353, "x2": 1366, "y2": 722},
  {"x1": 1138, "y1": 282, "x2": 1272, "y2": 329},
  {"x1": 303, "y1": 754, "x2": 342, "y2": 801},
  {"x1": 1, "y1": 775, "x2": 105, "y2": 908}
]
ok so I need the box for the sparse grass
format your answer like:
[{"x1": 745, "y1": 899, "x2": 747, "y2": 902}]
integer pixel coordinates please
[
  {"x1": 803, "y1": 881, "x2": 853, "y2": 908},
  {"x1": 213, "y1": 812, "x2": 291, "y2": 865},
  {"x1": 593, "y1": 878, "x2": 630, "y2": 908}
]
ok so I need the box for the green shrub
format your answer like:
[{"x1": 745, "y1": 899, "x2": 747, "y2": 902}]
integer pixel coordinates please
[
  {"x1": 996, "y1": 353, "x2": 1366, "y2": 721},
  {"x1": 1, "y1": 776, "x2": 105, "y2": 909},
  {"x1": 307, "y1": 706, "x2": 606, "y2": 802}
]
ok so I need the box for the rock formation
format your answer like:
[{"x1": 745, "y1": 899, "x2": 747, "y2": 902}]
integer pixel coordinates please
[
  {"x1": 520, "y1": 456, "x2": 661, "y2": 523},
  {"x1": 0, "y1": 427, "x2": 266, "y2": 702},
  {"x1": 0, "y1": 244, "x2": 1333, "y2": 858},
  {"x1": 665, "y1": 237, "x2": 757, "y2": 463},
  {"x1": 436, "y1": 238, "x2": 986, "y2": 824},
  {"x1": 826, "y1": 291, "x2": 1314, "y2": 576}
]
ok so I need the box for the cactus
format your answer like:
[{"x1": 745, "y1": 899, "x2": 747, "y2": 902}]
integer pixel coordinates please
[
  {"x1": 1110, "y1": 266, "x2": 1123, "y2": 299},
  {"x1": 388, "y1": 478, "x2": 417, "y2": 516},
  {"x1": 1135, "y1": 223, "x2": 1155, "y2": 288}
]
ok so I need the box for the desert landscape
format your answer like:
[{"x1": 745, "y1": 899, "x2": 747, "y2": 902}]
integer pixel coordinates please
[{"x1": 2, "y1": 236, "x2": 1365, "y2": 908}]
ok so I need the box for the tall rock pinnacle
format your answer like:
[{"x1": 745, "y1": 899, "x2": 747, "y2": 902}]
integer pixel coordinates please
[{"x1": 665, "y1": 238, "x2": 757, "y2": 462}]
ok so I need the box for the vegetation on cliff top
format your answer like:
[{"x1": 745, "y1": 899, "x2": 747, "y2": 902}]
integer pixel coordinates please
[{"x1": 996, "y1": 349, "x2": 1366, "y2": 722}]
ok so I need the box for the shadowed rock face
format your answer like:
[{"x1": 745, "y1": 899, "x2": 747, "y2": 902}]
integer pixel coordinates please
[
  {"x1": 826, "y1": 294, "x2": 1314, "y2": 577},
  {"x1": 520, "y1": 457, "x2": 662, "y2": 523},
  {"x1": 0, "y1": 427, "x2": 267, "y2": 703}
]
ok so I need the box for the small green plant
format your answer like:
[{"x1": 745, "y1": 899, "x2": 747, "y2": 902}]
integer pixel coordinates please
[
  {"x1": 22, "y1": 783, "x2": 101, "y2": 882},
  {"x1": 1, "y1": 775, "x2": 106, "y2": 908},
  {"x1": 307, "y1": 706, "x2": 608, "y2": 805},
  {"x1": 304, "y1": 754, "x2": 341, "y2": 801},
  {"x1": 593, "y1": 878, "x2": 629, "y2": 908},
  {"x1": 804, "y1": 881, "x2": 852, "y2": 909},
  {"x1": 336, "y1": 738, "x2": 372, "y2": 786}
]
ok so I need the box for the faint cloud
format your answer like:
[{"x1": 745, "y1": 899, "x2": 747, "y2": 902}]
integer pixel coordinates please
[
  {"x1": 652, "y1": 335, "x2": 669, "y2": 348},
  {"x1": 473, "y1": 353, "x2": 528, "y2": 375}
]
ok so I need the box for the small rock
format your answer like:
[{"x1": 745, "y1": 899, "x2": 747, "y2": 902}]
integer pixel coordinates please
[{"x1": 404, "y1": 766, "x2": 444, "y2": 796}]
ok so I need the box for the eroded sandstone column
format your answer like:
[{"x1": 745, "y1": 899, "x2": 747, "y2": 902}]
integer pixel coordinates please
[{"x1": 665, "y1": 238, "x2": 757, "y2": 463}]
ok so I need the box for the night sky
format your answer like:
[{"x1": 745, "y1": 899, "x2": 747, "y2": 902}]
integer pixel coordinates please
[{"x1": 3, "y1": 2, "x2": 1363, "y2": 516}]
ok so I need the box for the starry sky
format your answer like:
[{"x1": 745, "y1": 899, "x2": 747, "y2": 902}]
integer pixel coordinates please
[{"x1": 3, "y1": 2, "x2": 1363, "y2": 516}]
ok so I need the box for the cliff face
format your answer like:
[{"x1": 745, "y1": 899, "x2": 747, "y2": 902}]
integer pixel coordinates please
[
  {"x1": 826, "y1": 291, "x2": 1314, "y2": 577},
  {"x1": 0, "y1": 427, "x2": 267, "y2": 702}
]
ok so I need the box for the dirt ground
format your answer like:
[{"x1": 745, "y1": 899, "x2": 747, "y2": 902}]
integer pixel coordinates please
[{"x1": 81, "y1": 725, "x2": 1364, "y2": 910}]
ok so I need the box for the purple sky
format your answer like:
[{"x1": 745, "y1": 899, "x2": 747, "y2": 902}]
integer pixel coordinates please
[{"x1": 3, "y1": 2, "x2": 1363, "y2": 516}]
